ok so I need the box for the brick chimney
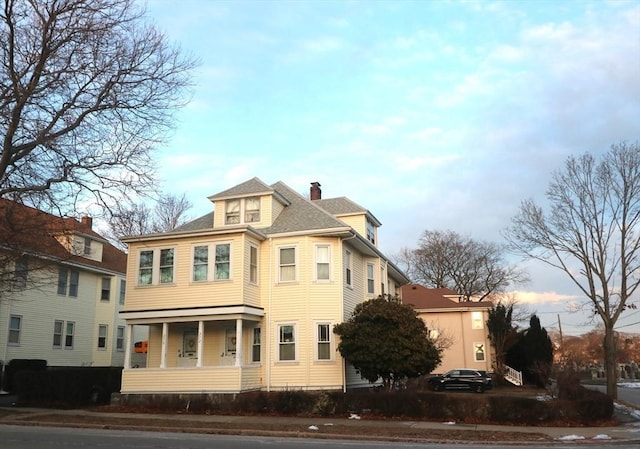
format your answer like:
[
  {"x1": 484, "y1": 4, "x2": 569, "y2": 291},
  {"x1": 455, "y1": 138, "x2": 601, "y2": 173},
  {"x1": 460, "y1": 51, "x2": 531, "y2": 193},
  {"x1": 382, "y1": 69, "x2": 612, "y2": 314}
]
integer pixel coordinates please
[
  {"x1": 310, "y1": 182, "x2": 322, "y2": 200},
  {"x1": 81, "y1": 215, "x2": 93, "y2": 229}
]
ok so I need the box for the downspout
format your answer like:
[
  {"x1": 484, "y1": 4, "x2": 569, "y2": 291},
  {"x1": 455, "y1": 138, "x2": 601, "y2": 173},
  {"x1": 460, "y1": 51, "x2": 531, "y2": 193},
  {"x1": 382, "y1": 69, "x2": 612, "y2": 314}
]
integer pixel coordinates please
[
  {"x1": 266, "y1": 237, "x2": 273, "y2": 392},
  {"x1": 340, "y1": 232, "x2": 357, "y2": 392}
]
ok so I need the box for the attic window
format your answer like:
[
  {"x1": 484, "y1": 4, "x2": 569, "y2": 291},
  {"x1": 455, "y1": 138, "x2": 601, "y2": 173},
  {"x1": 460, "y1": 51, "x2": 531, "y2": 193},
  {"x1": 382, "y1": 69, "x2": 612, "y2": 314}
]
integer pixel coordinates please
[
  {"x1": 226, "y1": 200, "x2": 240, "y2": 224},
  {"x1": 366, "y1": 219, "x2": 375, "y2": 244},
  {"x1": 83, "y1": 237, "x2": 92, "y2": 256},
  {"x1": 245, "y1": 197, "x2": 260, "y2": 223}
]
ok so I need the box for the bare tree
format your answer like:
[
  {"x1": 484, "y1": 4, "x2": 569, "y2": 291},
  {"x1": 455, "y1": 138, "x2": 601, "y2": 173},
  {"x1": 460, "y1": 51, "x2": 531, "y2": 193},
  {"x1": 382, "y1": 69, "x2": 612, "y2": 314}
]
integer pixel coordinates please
[
  {"x1": 402, "y1": 230, "x2": 527, "y2": 301},
  {"x1": 105, "y1": 193, "x2": 192, "y2": 248},
  {"x1": 0, "y1": 0, "x2": 196, "y2": 210},
  {"x1": 504, "y1": 142, "x2": 640, "y2": 399}
]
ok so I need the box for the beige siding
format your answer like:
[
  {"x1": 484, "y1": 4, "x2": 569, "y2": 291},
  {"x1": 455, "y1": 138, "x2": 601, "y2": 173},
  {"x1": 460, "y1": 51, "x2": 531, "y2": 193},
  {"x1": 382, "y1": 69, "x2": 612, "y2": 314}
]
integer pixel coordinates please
[
  {"x1": 337, "y1": 215, "x2": 366, "y2": 239},
  {"x1": 418, "y1": 309, "x2": 492, "y2": 374}
]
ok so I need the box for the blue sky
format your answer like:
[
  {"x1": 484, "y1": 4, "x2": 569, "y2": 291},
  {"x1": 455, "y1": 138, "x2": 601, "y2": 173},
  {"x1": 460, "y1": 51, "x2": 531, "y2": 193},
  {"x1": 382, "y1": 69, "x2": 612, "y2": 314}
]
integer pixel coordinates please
[{"x1": 142, "y1": 0, "x2": 640, "y2": 335}]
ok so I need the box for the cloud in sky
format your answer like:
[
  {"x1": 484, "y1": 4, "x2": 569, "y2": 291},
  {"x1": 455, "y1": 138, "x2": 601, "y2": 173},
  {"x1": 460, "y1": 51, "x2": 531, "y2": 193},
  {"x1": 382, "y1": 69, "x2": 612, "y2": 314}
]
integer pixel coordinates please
[{"x1": 143, "y1": 0, "x2": 640, "y2": 334}]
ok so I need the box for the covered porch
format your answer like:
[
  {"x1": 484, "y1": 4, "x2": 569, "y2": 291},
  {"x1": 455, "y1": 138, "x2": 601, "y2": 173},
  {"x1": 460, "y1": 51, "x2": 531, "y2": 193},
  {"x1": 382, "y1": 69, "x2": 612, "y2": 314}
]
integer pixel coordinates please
[{"x1": 120, "y1": 305, "x2": 264, "y2": 394}]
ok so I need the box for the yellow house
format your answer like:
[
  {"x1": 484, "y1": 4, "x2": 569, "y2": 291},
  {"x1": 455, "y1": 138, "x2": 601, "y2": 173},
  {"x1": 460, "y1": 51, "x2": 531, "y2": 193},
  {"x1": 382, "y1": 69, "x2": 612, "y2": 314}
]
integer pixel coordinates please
[
  {"x1": 119, "y1": 179, "x2": 409, "y2": 394},
  {"x1": 400, "y1": 284, "x2": 493, "y2": 374}
]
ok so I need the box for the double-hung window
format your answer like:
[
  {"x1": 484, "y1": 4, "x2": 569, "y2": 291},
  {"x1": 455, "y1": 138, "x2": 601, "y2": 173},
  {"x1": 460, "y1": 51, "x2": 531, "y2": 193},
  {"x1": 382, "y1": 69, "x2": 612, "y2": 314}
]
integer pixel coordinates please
[
  {"x1": 245, "y1": 197, "x2": 260, "y2": 222},
  {"x1": 278, "y1": 324, "x2": 296, "y2": 361},
  {"x1": 317, "y1": 323, "x2": 331, "y2": 361},
  {"x1": 472, "y1": 311, "x2": 484, "y2": 329},
  {"x1": 225, "y1": 200, "x2": 241, "y2": 224},
  {"x1": 14, "y1": 256, "x2": 28, "y2": 290},
  {"x1": 119, "y1": 280, "x2": 126, "y2": 305},
  {"x1": 249, "y1": 245, "x2": 258, "y2": 284},
  {"x1": 101, "y1": 277, "x2": 111, "y2": 301},
  {"x1": 215, "y1": 244, "x2": 230, "y2": 280},
  {"x1": 116, "y1": 326, "x2": 125, "y2": 351},
  {"x1": 58, "y1": 268, "x2": 79, "y2": 297},
  {"x1": 315, "y1": 245, "x2": 330, "y2": 281},
  {"x1": 139, "y1": 248, "x2": 175, "y2": 285},
  {"x1": 344, "y1": 250, "x2": 352, "y2": 287},
  {"x1": 192, "y1": 243, "x2": 231, "y2": 281},
  {"x1": 53, "y1": 320, "x2": 64, "y2": 348},
  {"x1": 138, "y1": 250, "x2": 154, "y2": 285},
  {"x1": 366, "y1": 263, "x2": 375, "y2": 295},
  {"x1": 193, "y1": 246, "x2": 208, "y2": 281},
  {"x1": 159, "y1": 249, "x2": 174, "y2": 283},
  {"x1": 279, "y1": 247, "x2": 296, "y2": 282},
  {"x1": 8, "y1": 315, "x2": 21, "y2": 345},
  {"x1": 65, "y1": 322, "x2": 75, "y2": 348},
  {"x1": 97, "y1": 325, "x2": 108, "y2": 349},
  {"x1": 252, "y1": 327, "x2": 261, "y2": 362}
]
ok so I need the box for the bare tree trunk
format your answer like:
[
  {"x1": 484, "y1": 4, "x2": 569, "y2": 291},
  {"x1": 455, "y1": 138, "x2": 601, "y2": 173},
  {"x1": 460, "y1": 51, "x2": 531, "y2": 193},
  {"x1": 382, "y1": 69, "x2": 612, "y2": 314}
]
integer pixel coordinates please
[{"x1": 603, "y1": 327, "x2": 618, "y2": 400}]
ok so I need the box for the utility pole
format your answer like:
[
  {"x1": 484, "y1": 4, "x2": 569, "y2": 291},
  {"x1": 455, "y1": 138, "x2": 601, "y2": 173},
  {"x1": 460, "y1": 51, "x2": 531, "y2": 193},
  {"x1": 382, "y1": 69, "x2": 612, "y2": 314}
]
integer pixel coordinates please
[{"x1": 557, "y1": 314, "x2": 564, "y2": 364}]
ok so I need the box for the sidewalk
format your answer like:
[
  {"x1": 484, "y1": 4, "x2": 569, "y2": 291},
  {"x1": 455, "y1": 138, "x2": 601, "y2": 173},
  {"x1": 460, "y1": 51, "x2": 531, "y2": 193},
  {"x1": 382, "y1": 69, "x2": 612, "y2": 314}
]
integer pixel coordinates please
[{"x1": 1, "y1": 402, "x2": 639, "y2": 444}]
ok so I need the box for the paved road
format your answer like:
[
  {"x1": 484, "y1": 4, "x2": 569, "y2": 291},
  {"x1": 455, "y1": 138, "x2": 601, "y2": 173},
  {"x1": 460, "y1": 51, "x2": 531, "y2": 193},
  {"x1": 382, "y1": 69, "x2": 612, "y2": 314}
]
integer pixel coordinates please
[
  {"x1": 2, "y1": 424, "x2": 628, "y2": 449},
  {"x1": 587, "y1": 384, "x2": 640, "y2": 409}
]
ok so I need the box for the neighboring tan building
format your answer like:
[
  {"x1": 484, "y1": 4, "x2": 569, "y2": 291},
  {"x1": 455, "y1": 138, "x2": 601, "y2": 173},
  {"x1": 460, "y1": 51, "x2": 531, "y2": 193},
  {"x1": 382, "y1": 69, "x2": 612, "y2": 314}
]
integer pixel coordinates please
[
  {"x1": 119, "y1": 178, "x2": 409, "y2": 395},
  {"x1": 0, "y1": 200, "x2": 128, "y2": 369},
  {"x1": 401, "y1": 284, "x2": 493, "y2": 374}
]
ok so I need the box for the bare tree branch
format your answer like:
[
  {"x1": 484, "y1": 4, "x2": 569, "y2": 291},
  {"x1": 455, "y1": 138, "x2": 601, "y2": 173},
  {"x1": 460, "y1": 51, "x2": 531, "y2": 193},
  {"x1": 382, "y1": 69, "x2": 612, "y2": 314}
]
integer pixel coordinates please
[
  {"x1": 0, "y1": 0, "x2": 197, "y2": 211},
  {"x1": 504, "y1": 141, "x2": 640, "y2": 399}
]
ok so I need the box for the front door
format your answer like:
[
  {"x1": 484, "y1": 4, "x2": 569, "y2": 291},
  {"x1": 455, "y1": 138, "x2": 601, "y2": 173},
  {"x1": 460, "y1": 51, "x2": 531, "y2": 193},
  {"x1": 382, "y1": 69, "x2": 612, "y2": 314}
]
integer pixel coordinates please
[
  {"x1": 221, "y1": 328, "x2": 236, "y2": 365},
  {"x1": 179, "y1": 328, "x2": 198, "y2": 367}
]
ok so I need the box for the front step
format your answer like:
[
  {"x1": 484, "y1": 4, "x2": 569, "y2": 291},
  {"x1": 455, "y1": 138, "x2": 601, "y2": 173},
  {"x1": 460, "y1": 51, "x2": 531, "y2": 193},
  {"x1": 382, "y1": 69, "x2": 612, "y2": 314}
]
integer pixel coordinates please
[{"x1": 504, "y1": 365, "x2": 523, "y2": 386}]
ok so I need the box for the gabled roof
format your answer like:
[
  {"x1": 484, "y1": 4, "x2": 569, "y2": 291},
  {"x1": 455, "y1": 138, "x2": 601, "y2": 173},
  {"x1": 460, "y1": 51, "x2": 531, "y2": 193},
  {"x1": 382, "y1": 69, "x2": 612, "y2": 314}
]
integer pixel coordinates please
[
  {"x1": 313, "y1": 197, "x2": 382, "y2": 226},
  {"x1": 0, "y1": 199, "x2": 126, "y2": 274},
  {"x1": 401, "y1": 284, "x2": 492, "y2": 310}
]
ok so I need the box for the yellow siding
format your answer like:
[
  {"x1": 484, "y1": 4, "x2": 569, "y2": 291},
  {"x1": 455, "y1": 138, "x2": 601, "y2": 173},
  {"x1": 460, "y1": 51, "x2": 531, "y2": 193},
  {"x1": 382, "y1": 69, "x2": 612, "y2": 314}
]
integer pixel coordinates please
[
  {"x1": 121, "y1": 367, "x2": 241, "y2": 393},
  {"x1": 337, "y1": 215, "x2": 366, "y2": 239},
  {"x1": 126, "y1": 235, "x2": 250, "y2": 311}
]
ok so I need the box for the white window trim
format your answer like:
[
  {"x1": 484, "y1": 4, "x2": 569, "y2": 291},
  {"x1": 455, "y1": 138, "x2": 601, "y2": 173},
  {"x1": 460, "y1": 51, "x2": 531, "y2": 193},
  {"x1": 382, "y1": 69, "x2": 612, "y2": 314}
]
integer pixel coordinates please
[
  {"x1": 277, "y1": 246, "x2": 298, "y2": 283},
  {"x1": 65, "y1": 321, "x2": 75, "y2": 349},
  {"x1": 225, "y1": 197, "x2": 261, "y2": 225},
  {"x1": 315, "y1": 321, "x2": 333, "y2": 362},
  {"x1": 344, "y1": 250, "x2": 352, "y2": 288},
  {"x1": 8, "y1": 314, "x2": 22, "y2": 346},
  {"x1": 97, "y1": 324, "x2": 108, "y2": 350},
  {"x1": 474, "y1": 342, "x2": 486, "y2": 362},
  {"x1": 249, "y1": 244, "x2": 259, "y2": 285},
  {"x1": 314, "y1": 244, "x2": 331, "y2": 282},
  {"x1": 366, "y1": 262, "x2": 375, "y2": 295},
  {"x1": 277, "y1": 323, "x2": 297, "y2": 362},
  {"x1": 251, "y1": 327, "x2": 261, "y2": 363},
  {"x1": 116, "y1": 326, "x2": 125, "y2": 352},
  {"x1": 53, "y1": 320, "x2": 64, "y2": 348},
  {"x1": 471, "y1": 311, "x2": 484, "y2": 329},
  {"x1": 190, "y1": 242, "x2": 233, "y2": 283},
  {"x1": 138, "y1": 247, "x2": 177, "y2": 286}
]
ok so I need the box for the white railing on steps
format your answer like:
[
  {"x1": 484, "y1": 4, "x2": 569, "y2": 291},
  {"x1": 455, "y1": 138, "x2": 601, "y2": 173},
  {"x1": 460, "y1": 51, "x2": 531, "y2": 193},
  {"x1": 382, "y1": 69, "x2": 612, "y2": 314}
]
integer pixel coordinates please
[{"x1": 504, "y1": 365, "x2": 523, "y2": 386}]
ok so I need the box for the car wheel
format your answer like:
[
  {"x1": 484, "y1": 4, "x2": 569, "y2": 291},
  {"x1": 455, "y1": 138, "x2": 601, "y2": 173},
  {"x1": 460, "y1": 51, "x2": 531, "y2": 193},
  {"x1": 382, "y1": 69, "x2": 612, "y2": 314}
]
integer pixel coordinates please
[{"x1": 474, "y1": 384, "x2": 484, "y2": 393}]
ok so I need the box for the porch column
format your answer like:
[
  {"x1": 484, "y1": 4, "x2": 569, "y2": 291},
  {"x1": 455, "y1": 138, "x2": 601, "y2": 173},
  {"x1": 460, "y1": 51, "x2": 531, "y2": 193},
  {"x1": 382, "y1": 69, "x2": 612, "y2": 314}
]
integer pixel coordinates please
[
  {"x1": 235, "y1": 318, "x2": 243, "y2": 366},
  {"x1": 160, "y1": 322, "x2": 168, "y2": 368},
  {"x1": 124, "y1": 324, "x2": 133, "y2": 369},
  {"x1": 197, "y1": 320, "x2": 204, "y2": 368}
]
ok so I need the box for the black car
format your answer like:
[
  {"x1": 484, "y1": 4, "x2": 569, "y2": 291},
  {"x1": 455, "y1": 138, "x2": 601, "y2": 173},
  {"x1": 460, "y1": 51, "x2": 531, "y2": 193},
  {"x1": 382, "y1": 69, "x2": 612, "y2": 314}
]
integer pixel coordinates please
[{"x1": 428, "y1": 369, "x2": 493, "y2": 393}]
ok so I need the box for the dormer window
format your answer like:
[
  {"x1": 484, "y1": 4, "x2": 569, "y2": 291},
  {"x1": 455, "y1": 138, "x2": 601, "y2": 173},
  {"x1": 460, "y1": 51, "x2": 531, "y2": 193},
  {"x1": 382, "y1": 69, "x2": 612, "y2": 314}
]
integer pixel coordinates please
[
  {"x1": 225, "y1": 200, "x2": 241, "y2": 224},
  {"x1": 225, "y1": 197, "x2": 261, "y2": 225},
  {"x1": 245, "y1": 197, "x2": 260, "y2": 223},
  {"x1": 366, "y1": 219, "x2": 376, "y2": 245},
  {"x1": 84, "y1": 237, "x2": 92, "y2": 255}
]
